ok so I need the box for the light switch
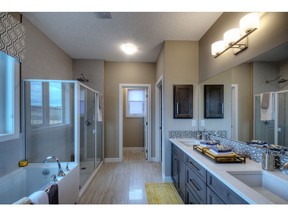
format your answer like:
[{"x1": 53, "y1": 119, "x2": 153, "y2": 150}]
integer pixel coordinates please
[
  {"x1": 200, "y1": 120, "x2": 205, "y2": 127},
  {"x1": 192, "y1": 120, "x2": 196, "y2": 127}
]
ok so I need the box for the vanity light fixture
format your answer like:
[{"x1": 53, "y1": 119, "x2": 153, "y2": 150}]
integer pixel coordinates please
[
  {"x1": 211, "y1": 13, "x2": 260, "y2": 58},
  {"x1": 121, "y1": 43, "x2": 138, "y2": 55}
]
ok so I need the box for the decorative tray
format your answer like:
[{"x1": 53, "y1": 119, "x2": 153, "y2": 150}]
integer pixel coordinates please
[{"x1": 193, "y1": 145, "x2": 246, "y2": 164}]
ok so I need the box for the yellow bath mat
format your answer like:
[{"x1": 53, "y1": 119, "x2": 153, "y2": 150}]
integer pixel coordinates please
[{"x1": 145, "y1": 182, "x2": 184, "y2": 204}]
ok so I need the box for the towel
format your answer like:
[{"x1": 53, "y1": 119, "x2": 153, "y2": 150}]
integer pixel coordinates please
[
  {"x1": 47, "y1": 184, "x2": 59, "y2": 204},
  {"x1": 13, "y1": 197, "x2": 32, "y2": 204},
  {"x1": 261, "y1": 92, "x2": 270, "y2": 109},
  {"x1": 29, "y1": 191, "x2": 49, "y2": 204},
  {"x1": 260, "y1": 92, "x2": 274, "y2": 121},
  {"x1": 210, "y1": 146, "x2": 232, "y2": 155}
]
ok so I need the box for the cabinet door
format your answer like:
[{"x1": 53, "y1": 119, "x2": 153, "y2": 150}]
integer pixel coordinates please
[
  {"x1": 178, "y1": 157, "x2": 186, "y2": 200},
  {"x1": 204, "y1": 85, "x2": 224, "y2": 118},
  {"x1": 173, "y1": 85, "x2": 193, "y2": 118},
  {"x1": 172, "y1": 150, "x2": 178, "y2": 187}
]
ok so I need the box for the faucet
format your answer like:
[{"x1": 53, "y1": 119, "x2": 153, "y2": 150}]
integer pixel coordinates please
[{"x1": 44, "y1": 156, "x2": 66, "y2": 177}]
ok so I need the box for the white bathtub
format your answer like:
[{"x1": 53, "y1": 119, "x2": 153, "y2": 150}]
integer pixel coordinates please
[{"x1": 0, "y1": 162, "x2": 79, "y2": 204}]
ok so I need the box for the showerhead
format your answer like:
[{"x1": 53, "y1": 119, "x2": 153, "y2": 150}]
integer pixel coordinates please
[
  {"x1": 278, "y1": 78, "x2": 287, "y2": 83},
  {"x1": 77, "y1": 73, "x2": 89, "y2": 82}
]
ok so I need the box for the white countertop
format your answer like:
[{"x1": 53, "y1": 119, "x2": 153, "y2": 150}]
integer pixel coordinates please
[{"x1": 170, "y1": 138, "x2": 288, "y2": 204}]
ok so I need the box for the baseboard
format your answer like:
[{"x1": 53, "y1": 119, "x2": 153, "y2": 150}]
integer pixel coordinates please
[
  {"x1": 104, "y1": 157, "x2": 122, "y2": 162},
  {"x1": 162, "y1": 174, "x2": 173, "y2": 182}
]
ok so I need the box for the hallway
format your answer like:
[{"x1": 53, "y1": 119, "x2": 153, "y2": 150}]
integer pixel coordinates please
[{"x1": 78, "y1": 149, "x2": 163, "y2": 204}]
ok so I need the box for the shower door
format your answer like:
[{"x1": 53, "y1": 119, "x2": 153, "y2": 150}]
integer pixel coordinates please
[
  {"x1": 277, "y1": 91, "x2": 288, "y2": 147},
  {"x1": 79, "y1": 86, "x2": 96, "y2": 188},
  {"x1": 254, "y1": 95, "x2": 275, "y2": 144}
]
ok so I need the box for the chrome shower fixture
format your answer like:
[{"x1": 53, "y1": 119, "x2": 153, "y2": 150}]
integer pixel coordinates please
[{"x1": 77, "y1": 73, "x2": 89, "y2": 82}]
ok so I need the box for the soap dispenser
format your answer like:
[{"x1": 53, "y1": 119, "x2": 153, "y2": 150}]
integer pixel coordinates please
[{"x1": 262, "y1": 147, "x2": 275, "y2": 171}]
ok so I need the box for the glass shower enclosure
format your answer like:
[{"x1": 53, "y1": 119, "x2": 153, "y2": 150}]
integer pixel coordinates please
[
  {"x1": 254, "y1": 90, "x2": 288, "y2": 147},
  {"x1": 23, "y1": 79, "x2": 103, "y2": 190}
]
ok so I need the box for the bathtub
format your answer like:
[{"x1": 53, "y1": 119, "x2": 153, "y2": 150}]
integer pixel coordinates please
[{"x1": 0, "y1": 162, "x2": 79, "y2": 204}]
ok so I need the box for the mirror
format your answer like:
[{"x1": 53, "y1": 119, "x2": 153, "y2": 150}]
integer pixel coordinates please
[{"x1": 198, "y1": 42, "x2": 288, "y2": 147}]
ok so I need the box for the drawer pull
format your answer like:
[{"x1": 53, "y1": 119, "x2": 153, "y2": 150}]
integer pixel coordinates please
[
  {"x1": 190, "y1": 179, "x2": 201, "y2": 191},
  {"x1": 189, "y1": 161, "x2": 200, "y2": 171}
]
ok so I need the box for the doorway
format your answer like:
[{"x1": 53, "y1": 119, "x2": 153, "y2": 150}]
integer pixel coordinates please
[
  {"x1": 119, "y1": 84, "x2": 151, "y2": 161},
  {"x1": 155, "y1": 76, "x2": 163, "y2": 163},
  {"x1": 231, "y1": 84, "x2": 238, "y2": 140}
]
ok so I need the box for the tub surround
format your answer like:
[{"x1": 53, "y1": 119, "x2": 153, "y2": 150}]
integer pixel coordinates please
[
  {"x1": 0, "y1": 162, "x2": 79, "y2": 204},
  {"x1": 170, "y1": 138, "x2": 288, "y2": 204}
]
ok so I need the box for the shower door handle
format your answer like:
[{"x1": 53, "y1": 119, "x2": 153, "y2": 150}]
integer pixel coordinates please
[{"x1": 85, "y1": 120, "x2": 92, "y2": 126}]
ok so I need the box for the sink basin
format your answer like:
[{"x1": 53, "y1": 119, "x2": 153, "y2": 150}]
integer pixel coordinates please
[
  {"x1": 179, "y1": 139, "x2": 200, "y2": 147},
  {"x1": 227, "y1": 170, "x2": 288, "y2": 204}
]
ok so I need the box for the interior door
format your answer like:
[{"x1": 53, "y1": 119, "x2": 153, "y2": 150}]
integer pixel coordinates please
[{"x1": 144, "y1": 88, "x2": 148, "y2": 160}]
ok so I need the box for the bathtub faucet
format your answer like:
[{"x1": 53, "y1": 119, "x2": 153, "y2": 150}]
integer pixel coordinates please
[{"x1": 44, "y1": 156, "x2": 66, "y2": 177}]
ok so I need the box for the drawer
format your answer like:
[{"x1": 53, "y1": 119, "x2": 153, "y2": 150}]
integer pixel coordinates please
[
  {"x1": 186, "y1": 156, "x2": 206, "y2": 182},
  {"x1": 186, "y1": 186, "x2": 201, "y2": 204},
  {"x1": 207, "y1": 187, "x2": 225, "y2": 204},
  {"x1": 186, "y1": 166, "x2": 207, "y2": 204},
  {"x1": 207, "y1": 172, "x2": 248, "y2": 204}
]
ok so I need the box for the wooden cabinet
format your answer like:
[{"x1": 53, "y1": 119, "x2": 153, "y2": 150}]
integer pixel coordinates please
[
  {"x1": 171, "y1": 142, "x2": 248, "y2": 205},
  {"x1": 207, "y1": 172, "x2": 248, "y2": 204},
  {"x1": 204, "y1": 85, "x2": 224, "y2": 118},
  {"x1": 173, "y1": 85, "x2": 193, "y2": 118},
  {"x1": 171, "y1": 144, "x2": 186, "y2": 201}
]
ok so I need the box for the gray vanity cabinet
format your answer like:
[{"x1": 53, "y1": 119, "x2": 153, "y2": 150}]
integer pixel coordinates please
[
  {"x1": 207, "y1": 172, "x2": 248, "y2": 204},
  {"x1": 172, "y1": 144, "x2": 186, "y2": 201}
]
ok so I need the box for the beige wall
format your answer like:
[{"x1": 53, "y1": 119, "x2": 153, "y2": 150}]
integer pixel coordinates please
[
  {"x1": 160, "y1": 40, "x2": 199, "y2": 178},
  {"x1": 199, "y1": 12, "x2": 288, "y2": 82},
  {"x1": 104, "y1": 62, "x2": 156, "y2": 158},
  {"x1": 231, "y1": 63, "x2": 253, "y2": 142},
  {"x1": 22, "y1": 17, "x2": 73, "y2": 80},
  {"x1": 123, "y1": 89, "x2": 144, "y2": 148}
]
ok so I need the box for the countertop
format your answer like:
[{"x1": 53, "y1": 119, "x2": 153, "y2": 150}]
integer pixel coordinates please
[{"x1": 170, "y1": 138, "x2": 288, "y2": 204}]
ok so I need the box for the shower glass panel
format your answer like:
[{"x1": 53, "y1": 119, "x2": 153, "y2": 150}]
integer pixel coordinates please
[
  {"x1": 24, "y1": 80, "x2": 75, "y2": 162},
  {"x1": 277, "y1": 91, "x2": 288, "y2": 147},
  {"x1": 79, "y1": 86, "x2": 96, "y2": 188},
  {"x1": 23, "y1": 80, "x2": 104, "y2": 191},
  {"x1": 254, "y1": 95, "x2": 275, "y2": 144}
]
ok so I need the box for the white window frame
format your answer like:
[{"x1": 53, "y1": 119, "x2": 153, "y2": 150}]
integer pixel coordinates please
[
  {"x1": 125, "y1": 88, "x2": 146, "y2": 118},
  {"x1": 30, "y1": 81, "x2": 66, "y2": 129},
  {"x1": 0, "y1": 52, "x2": 20, "y2": 143}
]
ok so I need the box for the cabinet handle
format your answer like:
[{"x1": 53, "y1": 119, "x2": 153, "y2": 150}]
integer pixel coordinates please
[
  {"x1": 176, "y1": 102, "x2": 179, "y2": 114},
  {"x1": 190, "y1": 179, "x2": 201, "y2": 191},
  {"x1": 189, "y1": 161, "x2": 200, "y2": 171}
]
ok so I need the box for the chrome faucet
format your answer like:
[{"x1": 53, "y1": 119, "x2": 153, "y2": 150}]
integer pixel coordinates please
[{"x1": 44, "y1": 156, "x2": 66, "y2": 177}]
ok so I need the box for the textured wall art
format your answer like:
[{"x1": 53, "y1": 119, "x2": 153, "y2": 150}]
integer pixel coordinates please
[{"x1": 0, "y1": 12, "x2": 25, "y2": 62}]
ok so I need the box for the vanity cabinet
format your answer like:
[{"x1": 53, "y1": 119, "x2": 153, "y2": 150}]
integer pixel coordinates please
[
  {"x1": 172, "y1": 144, "x2": 186, "y2": 201},
  {"x1": 207, "y1": 172, "x2": 248, "y2": 204}
]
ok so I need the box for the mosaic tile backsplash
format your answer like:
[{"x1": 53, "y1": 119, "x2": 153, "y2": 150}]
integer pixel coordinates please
[{"x1": 169, "y1": 130, "x2": 288, "y2": 164}]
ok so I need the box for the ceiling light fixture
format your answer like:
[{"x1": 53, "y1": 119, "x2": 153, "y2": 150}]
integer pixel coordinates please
[
  {"x1": 211, "y1": 13, "x2": 260, "y2": 58},
  {"x1": 121, "y1": 43, "x2": 138, "y2": 55}
]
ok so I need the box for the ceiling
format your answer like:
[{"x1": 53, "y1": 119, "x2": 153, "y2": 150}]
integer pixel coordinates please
[{"x1": 22, "y1": 12, "x2": 222, "y2": 62}]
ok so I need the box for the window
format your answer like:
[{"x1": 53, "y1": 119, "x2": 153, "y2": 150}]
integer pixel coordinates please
[
  {"x1": 30, "y1": 81, "x2": 64, "y2": 127},
  {"x1": 0, "y1": 51, "x2": 20, "y2": 142},
  {"x1": 126, "y1": 88, "x2": 146, "y2": 117},
  {"x1": 49, "y1": 82, "x2": 63, "y2": 124}
]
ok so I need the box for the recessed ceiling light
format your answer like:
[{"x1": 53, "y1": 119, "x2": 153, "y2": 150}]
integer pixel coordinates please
[{"x1": 121, "y1": 43, "x2": 137, "y2": 55}]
